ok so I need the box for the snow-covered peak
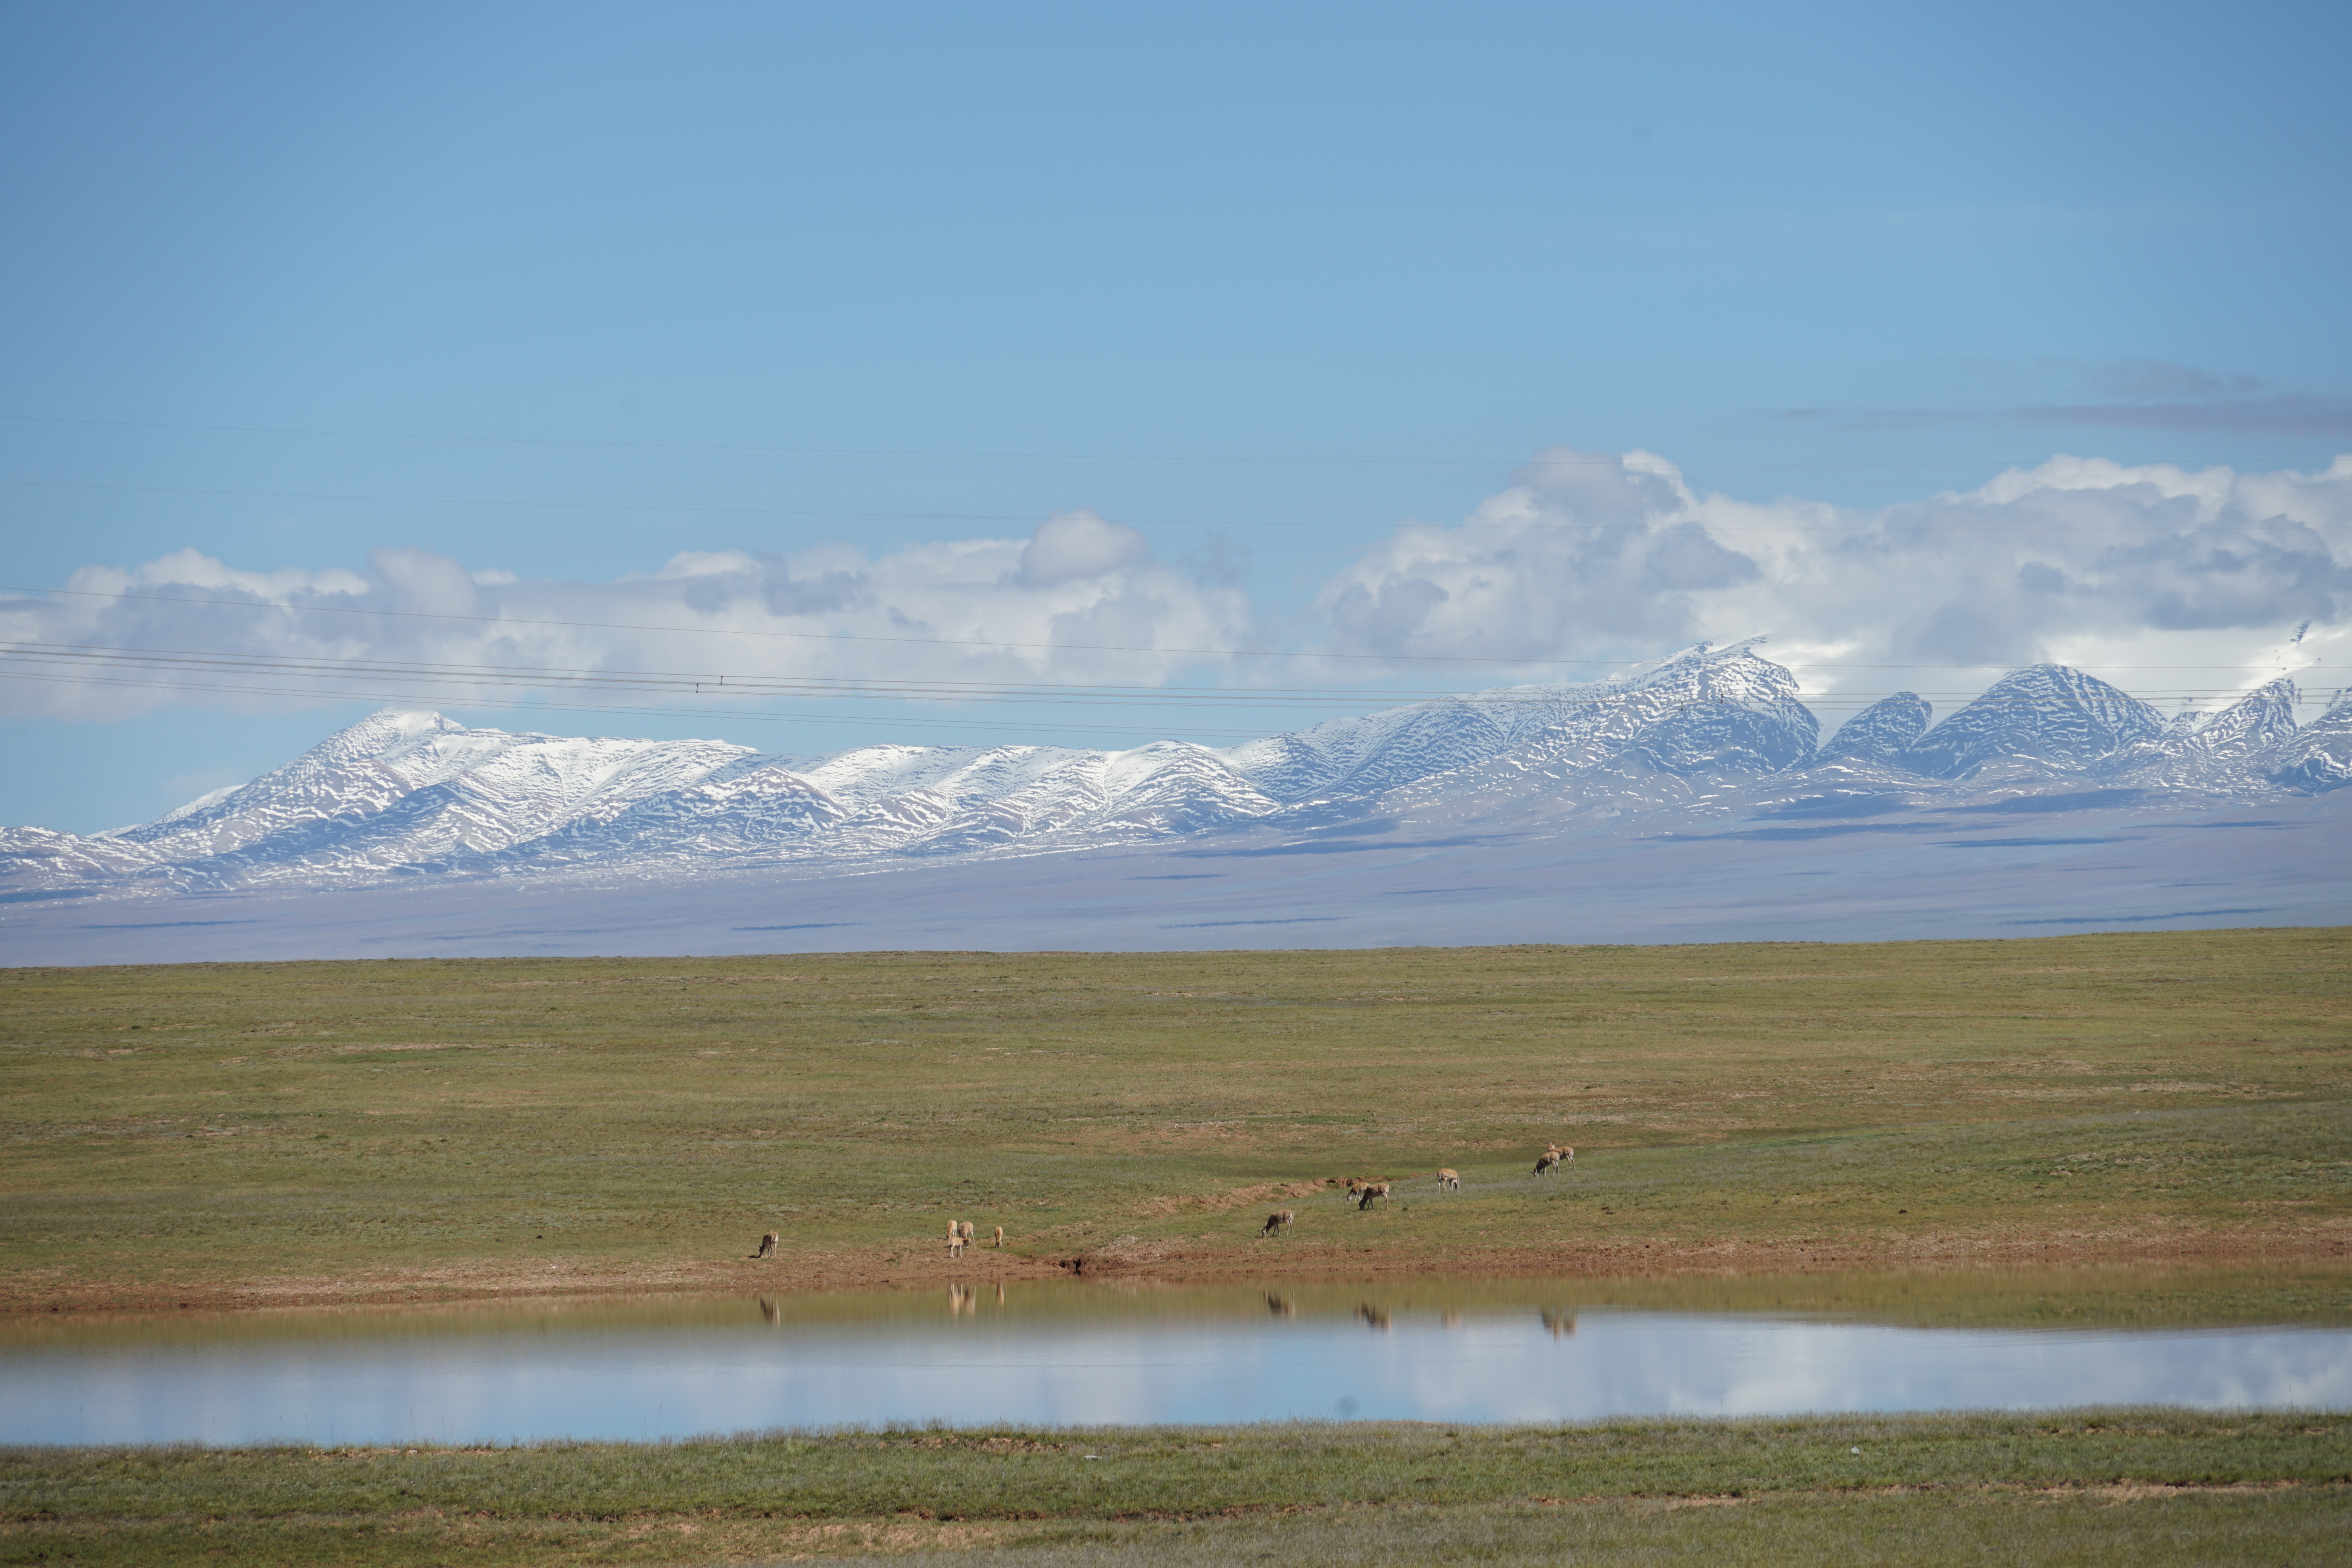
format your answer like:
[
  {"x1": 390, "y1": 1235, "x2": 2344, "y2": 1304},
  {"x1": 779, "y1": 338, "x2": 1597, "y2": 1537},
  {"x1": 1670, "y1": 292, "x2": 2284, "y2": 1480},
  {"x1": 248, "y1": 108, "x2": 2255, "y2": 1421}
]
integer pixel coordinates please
[
  {"x1": 2265, "y1": 686, "x2": 2352, "y2": 793},
  {"x1": 2180, "y1": 678, "x2": 2300, "y2": 759},
  {"x1": 1818, "y1": 693, "x2": 1932, "y2": 764},
  {"x1": 1900, "y1": 664, "x2": 2167, "y2": 779},
  {"x1": 6, "y1": 649, "x2": 2340, "y2": 905}
]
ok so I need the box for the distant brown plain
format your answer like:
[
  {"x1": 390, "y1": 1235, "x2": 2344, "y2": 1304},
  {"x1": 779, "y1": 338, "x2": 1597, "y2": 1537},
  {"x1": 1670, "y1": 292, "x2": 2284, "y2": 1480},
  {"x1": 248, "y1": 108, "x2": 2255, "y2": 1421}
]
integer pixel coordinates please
[{"x1": 2, "y1": 927, "x2": 2346, "y2": 1314}]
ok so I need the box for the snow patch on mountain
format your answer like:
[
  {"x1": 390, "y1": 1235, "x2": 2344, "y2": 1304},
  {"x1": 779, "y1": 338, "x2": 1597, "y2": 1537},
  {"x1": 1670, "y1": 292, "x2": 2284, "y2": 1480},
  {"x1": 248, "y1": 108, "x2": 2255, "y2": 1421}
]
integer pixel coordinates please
[
  {"x1": 4, "y1": 639, "x2": 2342, "y2": 919},
  {"x1": 1897, "y1": 664, "x2": 2168, "y2": 780}
]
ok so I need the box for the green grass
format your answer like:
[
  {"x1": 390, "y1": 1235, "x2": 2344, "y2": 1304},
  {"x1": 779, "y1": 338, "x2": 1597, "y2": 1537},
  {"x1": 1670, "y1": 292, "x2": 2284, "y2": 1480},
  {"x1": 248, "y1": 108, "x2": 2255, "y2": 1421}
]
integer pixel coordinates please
[
  {"x1": 2, "y1": 929, "x2": 2349, "y2": 1304},
  {"x1": 4, "y1": 1414, "x2": 2347, "y2": 1566},
  {"x1": 889, "y1": 1491, "x2": 2352, "y2": 1568},
  {"x1": 6, "y1": 932, "x2": 2351, "y2": 1562}
]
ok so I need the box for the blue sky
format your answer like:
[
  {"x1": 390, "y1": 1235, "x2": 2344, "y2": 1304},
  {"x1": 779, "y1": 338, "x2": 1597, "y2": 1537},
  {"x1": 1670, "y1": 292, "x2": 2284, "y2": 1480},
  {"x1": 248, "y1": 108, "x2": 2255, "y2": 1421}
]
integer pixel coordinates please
[{"x1": 4, "y1": 1, "x2": 2348, "y2": 832}]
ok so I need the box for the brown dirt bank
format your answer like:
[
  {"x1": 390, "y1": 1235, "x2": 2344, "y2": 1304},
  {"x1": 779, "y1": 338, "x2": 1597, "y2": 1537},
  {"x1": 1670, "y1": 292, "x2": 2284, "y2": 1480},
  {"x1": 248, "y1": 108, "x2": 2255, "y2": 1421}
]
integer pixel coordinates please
[{"x1": 9, "y1": 1221, "x2": 2346, "y2": 1318}]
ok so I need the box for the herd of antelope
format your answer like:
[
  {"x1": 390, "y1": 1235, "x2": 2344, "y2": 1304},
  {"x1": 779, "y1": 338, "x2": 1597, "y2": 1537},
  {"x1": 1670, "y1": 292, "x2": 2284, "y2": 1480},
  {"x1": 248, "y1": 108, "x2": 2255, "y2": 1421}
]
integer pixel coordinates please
[
  {"x1": 942, "y1": 1219, "x2": 1007, "y2": 1258},
  {"x1": 1258, "y1": 1145, "x2": 1576, "y2": 1241},
  {"x1": 750, "y1": 1143, "x2": 1581, "y2": 1261}
]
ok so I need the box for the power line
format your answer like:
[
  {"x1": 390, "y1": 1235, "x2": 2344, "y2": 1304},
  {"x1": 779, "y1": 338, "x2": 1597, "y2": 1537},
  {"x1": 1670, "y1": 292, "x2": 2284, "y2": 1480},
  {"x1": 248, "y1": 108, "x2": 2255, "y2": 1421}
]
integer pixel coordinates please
[
  {"x1": 10, "y1": 665, "x2": 2291, "y2": 751},
  {"x1": 8, "y1": 410, "x2": 2328, "y2": 470},
  {"x1": 0, "y1": 584, "x2": 2323, "y2": 674},
  {"x1": 0, "y1": 640, "x2": 2295, "y2": 702},
  {"x1": 9, "y1": 474, "x2": 2346, "y2": 533},
  {"x1": 0, "y1": 667, "x2": 1282, "y2": 740},
  {"x1": 0, "y1": 643, "x2": 2311, "y2": 733}
]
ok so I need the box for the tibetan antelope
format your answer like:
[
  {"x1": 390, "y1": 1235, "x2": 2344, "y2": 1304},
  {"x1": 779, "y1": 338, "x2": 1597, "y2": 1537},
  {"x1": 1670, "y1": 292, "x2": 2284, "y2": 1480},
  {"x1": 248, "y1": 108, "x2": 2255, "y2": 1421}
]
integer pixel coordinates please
[
  {"x1": 946, "y1": 1221, "x2": 968, "y2": 1257},
  {"x1": 1436, "y1": 1168, "x2": 1461, "y2": 1191},
  {"x1": 1532, "y1": 1149, "x2": 1560, "y2": 1176},
  {"x1": 1260, "y1": 1209, "x2": 1294, "y2": 1238},
  {"x1": 753, "y1": 1231, "x2": 779, "y2": 1259},
  {"x1": 993, "y1": 1225, "x2": 1005, "y2": 1248},
  {"x1": 1356, "y1": 1180, "x2": 1391, "y2": 1210}
]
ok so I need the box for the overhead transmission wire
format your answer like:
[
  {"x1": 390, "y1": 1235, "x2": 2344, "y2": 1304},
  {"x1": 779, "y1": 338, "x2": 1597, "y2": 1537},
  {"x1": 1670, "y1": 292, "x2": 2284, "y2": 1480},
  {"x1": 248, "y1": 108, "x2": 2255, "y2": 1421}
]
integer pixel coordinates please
[
  {"x1": 5, "y1": 410, "x2": 2331, "y2": 472},
  {"x1": 0, "y1": 642, "x2": 2291, "y2": 708},
  {"x1": 8, "y1": 474, "x2": 2346, "y2": 533},
  {"x1": 0, "y1": 668, "x2": 1281, "y2": 741},
  {"x1": 0, "y1": 637, "x2": 2308, "y2": 750},
  {"x1": 0, "y1": 584, "x2": 2307, "y2": 674},
  {"x1": 0, "y1": 664, "x2": 2284, "y2": 748}
]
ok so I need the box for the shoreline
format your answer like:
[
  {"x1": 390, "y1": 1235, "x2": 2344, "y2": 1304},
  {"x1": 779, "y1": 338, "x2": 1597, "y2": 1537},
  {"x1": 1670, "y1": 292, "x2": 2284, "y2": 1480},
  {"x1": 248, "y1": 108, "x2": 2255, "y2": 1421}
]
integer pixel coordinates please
[{"x1": 9, "y1": 1223, "x2": 2346, "y2": 1319}]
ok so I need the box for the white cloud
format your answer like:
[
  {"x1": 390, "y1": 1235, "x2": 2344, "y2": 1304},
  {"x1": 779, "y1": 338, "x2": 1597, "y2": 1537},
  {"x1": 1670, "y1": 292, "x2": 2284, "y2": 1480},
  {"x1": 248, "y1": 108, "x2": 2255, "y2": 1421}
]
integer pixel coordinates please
[
  {"x1": 1311, "y1": 447, "x2": 2352, "y2": 718},
  {"x1": 1018, "y1": 508, "x2": 1151, "y2": 586},
  {"x1": 0, "y1": 512, "x2": 1250, "y2": 723},
  {"x1": 6, "y1": 451, "x2": 2348, "y2": 734}
]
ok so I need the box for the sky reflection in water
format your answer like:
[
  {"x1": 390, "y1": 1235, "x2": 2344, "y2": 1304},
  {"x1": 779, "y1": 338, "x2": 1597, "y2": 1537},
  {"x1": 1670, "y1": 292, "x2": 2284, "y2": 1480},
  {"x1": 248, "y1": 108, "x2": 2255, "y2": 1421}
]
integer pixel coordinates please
[{"x1": 7, "y1": 1281, "x2": 2347, "y2": 1446}]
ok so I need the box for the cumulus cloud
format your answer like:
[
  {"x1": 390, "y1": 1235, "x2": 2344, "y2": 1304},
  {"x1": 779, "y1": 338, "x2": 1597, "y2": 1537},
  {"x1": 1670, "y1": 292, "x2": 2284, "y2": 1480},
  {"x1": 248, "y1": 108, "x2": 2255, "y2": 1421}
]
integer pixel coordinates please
[
  {"x1": 1309, "y1": 446, "x2": 2352, "y2": 715},
  {"x1": 1019, "y1": 508, "x2": 1151, "y2": 585},
  {"x1": 7, "y1": 450, "x2": 2349, "y2": 736},
  {"x1": 0, "y1": 512, "x2": 1249, "y2": 723}
]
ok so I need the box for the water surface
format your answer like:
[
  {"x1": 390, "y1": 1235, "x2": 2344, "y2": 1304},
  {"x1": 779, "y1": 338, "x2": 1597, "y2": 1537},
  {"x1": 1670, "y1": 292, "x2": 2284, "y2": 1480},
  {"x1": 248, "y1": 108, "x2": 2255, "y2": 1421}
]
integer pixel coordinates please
[{"x1": 5, "y1": 1270, "x2": 2346, "y2": 1446}]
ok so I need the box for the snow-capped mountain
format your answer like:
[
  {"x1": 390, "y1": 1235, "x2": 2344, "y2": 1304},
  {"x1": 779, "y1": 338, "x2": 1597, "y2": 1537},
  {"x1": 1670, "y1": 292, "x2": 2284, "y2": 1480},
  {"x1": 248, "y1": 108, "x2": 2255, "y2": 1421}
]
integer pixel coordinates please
[{"x1": 3, "y1": 640, "x2": 2346, "y2": 925}]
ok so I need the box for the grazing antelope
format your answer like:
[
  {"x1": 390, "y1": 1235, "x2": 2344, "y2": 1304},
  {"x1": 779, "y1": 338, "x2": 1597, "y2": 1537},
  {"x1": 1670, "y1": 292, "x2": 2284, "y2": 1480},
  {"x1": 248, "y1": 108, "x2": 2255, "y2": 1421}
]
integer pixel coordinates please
[
  {"x1": 1436, "y1": 1168, "x2": 1461, "y2": 1191},
  {"x1": 1260, "y1": 1209, "x2": 1294, "y2": 1238},
  {"x1": 753, "y1": 1231, "x2": 779, "y2": 1259},
  {"x1": 946, "y1": 1221, "x2": 968, "y2": 1257},
  {"x1": 1555, "y1": 1144, "x2": 1575, "y2": 1167},
  {"x1": 1532, "y1": 1149, "x2": 1560, "y2": 1177},
  {"x1": 992, "y1": 1225, "x2": 1005, "y2": 1248},
  {"x1": 955, "y1": 1219, "x2": 976, "y2": 1243},
  {"x1": 1357, "y1": 1180, "x2": 1391, "y2": 1210}
]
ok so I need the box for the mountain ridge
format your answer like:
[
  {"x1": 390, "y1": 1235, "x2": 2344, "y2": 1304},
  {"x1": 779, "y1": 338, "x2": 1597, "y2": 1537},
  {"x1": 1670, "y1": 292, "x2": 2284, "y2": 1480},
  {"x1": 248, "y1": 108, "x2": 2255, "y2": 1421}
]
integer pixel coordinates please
[{"x1": 4, "y1": 641, "x2": 2345, "y2": 910}]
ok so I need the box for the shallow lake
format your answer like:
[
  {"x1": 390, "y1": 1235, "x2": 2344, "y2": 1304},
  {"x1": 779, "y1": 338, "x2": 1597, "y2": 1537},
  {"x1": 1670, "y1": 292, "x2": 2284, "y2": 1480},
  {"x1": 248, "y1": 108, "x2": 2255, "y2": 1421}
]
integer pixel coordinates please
[{"x1": 6, "y1": 1271, "x2": 2347, "y2": 1446}]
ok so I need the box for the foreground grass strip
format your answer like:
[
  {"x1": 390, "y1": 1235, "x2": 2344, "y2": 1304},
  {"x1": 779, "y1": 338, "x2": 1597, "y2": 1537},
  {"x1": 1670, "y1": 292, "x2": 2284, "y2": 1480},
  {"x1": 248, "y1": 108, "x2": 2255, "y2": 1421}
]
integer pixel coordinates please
[
  {"x1": 893, "y1": 1490, "x2": 2352, "y2": 1568},
  {"x1": 9, "y1": 1490, "x2": 2351, "y2": 1568},
  {"x1": 7, "y1": 1412, "x2": 2347, "y2": 1522},
  {"x1": 5, "y1": 1413, "x2": 2350, "y2": 1566}
]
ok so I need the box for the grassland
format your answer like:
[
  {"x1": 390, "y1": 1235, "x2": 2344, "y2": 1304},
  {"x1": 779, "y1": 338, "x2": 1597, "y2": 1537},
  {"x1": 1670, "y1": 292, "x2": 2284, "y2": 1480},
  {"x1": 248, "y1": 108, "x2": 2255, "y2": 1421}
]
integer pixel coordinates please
[
  {"x1": 4, "y1": 1412, "x2": 2348, "y2": 1566},
  {"x1": 1, "y1": 928, "x2": 2348, "y2": 1309},
  {"x1": 5, "y1": 929, "x2": 2350, "y2": 1563}
]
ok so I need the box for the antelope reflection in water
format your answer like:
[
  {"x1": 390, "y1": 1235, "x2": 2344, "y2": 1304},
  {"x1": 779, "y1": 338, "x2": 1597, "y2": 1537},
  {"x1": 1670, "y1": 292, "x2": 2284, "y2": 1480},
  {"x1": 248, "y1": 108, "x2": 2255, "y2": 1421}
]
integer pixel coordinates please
[
  {"x1": 1264, "y1": 1292, "x2": 1296, "y2": 1319},
  {"x1": 1357, "y1": 1304, "x2": 1391, "y2": 1332},
  {"x1": 1541, "y1": 1308, "x2": 1578, "y2": 1339},
  {"x1": 757, "y1": 1297, "x2": 780, "y2": 1326},
  {"x1": 948, "y1": 1283, "x2": 976, "y2": 1317}
]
